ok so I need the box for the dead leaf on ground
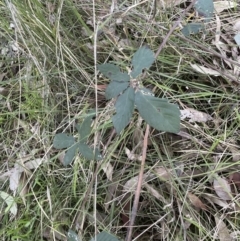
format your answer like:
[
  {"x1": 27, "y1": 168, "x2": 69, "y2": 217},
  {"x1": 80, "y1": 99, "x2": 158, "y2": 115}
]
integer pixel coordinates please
[
  {"x1": 230, "y1": 231, "x2": 240, "y2": 240},
  {"x1": 228, "y1": 146, "x2": 240, "y2": 161},
  {"x1": 18, "y1": 174, "x2": 28, "y2": 206},
  {"x1": 156, "y1": 0, "x2": 184, "y2": 9},
  {"x1": 180, "y1": 108, "x2": 213, "y2": 123},
  {"x1": 190, "y1": 64, "x2": 221, "y2": 76},
  {"x1": 187, "y1": 192, "x2": 207, "y2": 211},
  {"x1": 214, "y1": 215, "x2": 233, "y2": 241},
  {"x1": 123, "y1": 174, "x2": 148, "y2": 192},
  {"x1": 25, "y1": 158, "x2": 46, "y2": 170},
  {"x1": 144, "y1": 183, "x2": 169, "y2": 205},
  {"x1": 155, "y1": 166, "x2": 173, "y2": 181},
  {"x1": 10, "y1": 158, "x2": 46, "y2": 195},
  {"x1": 229, "y1": 172, "x2": 240, "y2": 189},
  {"x1": 159, "y1": 144, "x2": 173, "y2": 158},
  {"x1": 102, "y1": 161, "x2": 113, "y2": 181},
  {"x1": 233, "y1": 56, "x2": 240, "y2": 75},
  {"x1": 182, "y1": 211, "x2": 192, "y2": 230},
  {"x1": 46, "y1": 2, "x2": 56, "y2": 13},
  {"x1": 121, "y1": 199, "x2": 131, "y2": 226},
  {"x1": 0, "y1": 73, "x2": 6, "y2": 81},
  {"x1": 233, "y1": 19, "x2": 240, "y2": 32},
  {"x1": 0, "y1": 191, "x2": 18, "y2": 217},
  {"x1": 213, "y1": 176, "x2": 232, "y2": 200},
  {"x1": 177, "y1": 131, "x2": 206, "y2": 148},
  {"x1": 57, "y1": 152, "x2": 65, "y2": 164},
  {"x1": 104, "y1": 182, "x2": 118, "y2": 211},
  {"x1": 222, "y1": 69, "x2": 240, "y2": 83},
  {"x1": 214, "y1": 1, "x2": 236, "y2": 13},
  {"x1": 9, "y1": 163, "x2": 23, "y2": 195},
  {"x1": 0, "y1": 170, "x2": 13, "y2": 181},
  {"x1": 213, "y1": 16, "x2": 233, "y2": 70},
  {"x1": 125, "y1": 147, "x2": 142, "y2": 161},
  {"x1": 87, "y1": 211, "x2": 107, "y2": 225},
  {"x1": 203, "y1": 193, "x2": 230, "y2": 209}
]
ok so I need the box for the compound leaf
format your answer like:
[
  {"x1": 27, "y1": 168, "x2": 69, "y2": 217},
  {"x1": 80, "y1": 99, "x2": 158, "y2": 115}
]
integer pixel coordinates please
[
  {"x1": 53, "y1": 133, "x2": 75, "y2": 149},
  {"x1": 89, "y1": 231, "x2": 120, "y2": 241},
  {"x1": 135, "y1": 90, "x2": 180, "y2": 133},
  {"x1": 130, "y1": 46, "x2": 155, "y2": 79},
  {"x1": 112, "y1": 87, "x2": 135, "y2": 134},
  {"x1": 98, "y1": 63, "x2": 130, "y2": 82},
  {"x1": 63, "y1": 143, "x2": 79, "y2": 166},
  {"x1": 67, "y1": 230, "x2": 81, "y2": 241},
  {"x1": 76, "y1": 110, "x2": 96, "y2": 143},
  {"x1": 78, "y1": 143, "x2": 94, "y2": 160},
  {"x1": 194, "y1": 0, "x2": 213, "y2": 21},
  {"x1": 78, "y1": 143, "x2": 102, "y2": 160},
  {"x1": 105, "y1": 81, "x2": 129, "y2": 100},
  {"x1": 181, "y1": 23, "x2": 204, "y2": 36}
]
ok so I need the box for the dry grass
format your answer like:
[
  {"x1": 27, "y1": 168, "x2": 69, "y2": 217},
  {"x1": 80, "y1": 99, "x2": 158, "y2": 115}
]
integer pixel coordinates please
[{"x1": 0, "y1": 0, "x2": 240, "y2": 240}]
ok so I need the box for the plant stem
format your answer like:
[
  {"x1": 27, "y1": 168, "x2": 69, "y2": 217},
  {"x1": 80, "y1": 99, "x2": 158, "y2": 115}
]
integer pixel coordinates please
[
  {"x1": 126, "y1": 2, "x2": 197, "y2": 241},
  {"x1": 155, "y1": 0, "x2": 196, "y2": 58},
  {"x1": 125, "y1": 124, "x2": 149, "y2": 241}
]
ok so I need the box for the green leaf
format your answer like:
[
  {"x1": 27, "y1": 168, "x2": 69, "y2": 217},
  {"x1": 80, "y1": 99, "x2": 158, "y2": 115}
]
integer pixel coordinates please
[
  {"x1": 89, "y1": 231, "x2": 120, "y2": 241},
  {"x1": 53, "y1": 133, "x2": 75, "y2": 149},
  {"x1": 67, "y1": 230, "x2": 81, "y2": 241},
  {"x1": 78, "y1": 143, "x2": 102, "y2": 160},
  {"x1": 98, "y1": 63, "x2": 130, "y2": 82},
  {"x1": 112, "y1": 87, "x2": 135, "y2": 134},
  {"x1": 63, "y1": 144, "x2": 79, "y2": 166},
  {"x1": 76, "y1": 110, "x2": 96, "y2": 143},
  {"x1": 194, "y1": 0, "x2": 213, "y2": 21},
  {"x1": 135, "y1": 90, "x2": 180, "y2": 133},
  {"x1": 130, "y1": 46, "x2": 155, "y2": 79},
  {"x1": 181, "y1": 23, "x2": 204, "y2": 36},
  {"x1": 105, "y1": 81, "x2": 129, "y2": 100}
]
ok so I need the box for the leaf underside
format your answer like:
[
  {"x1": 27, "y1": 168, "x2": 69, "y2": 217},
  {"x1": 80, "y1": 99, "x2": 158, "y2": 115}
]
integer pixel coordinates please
[
  {"x1": 53, "y1": 133, "x2": 75, "y2": 149},
  {"x1": 194, "y1": 0, "x2": 213, "y2": 21},
  {"x1": 89, "y1": 231, "x2": 120, "y2": 241},
  {"x1": 130, "y1": 46, "x2": 155, "y2": 79},
  {"x1": 135, "y1": 90, "x2": 180, "y2": 133},
  {"x1": 98, "y1": 63, "x2": 130, "y2": 82},
  {"x1": 112, "y1": 87, "x2": 135, "y2": 134},
  {"x1": 105, "y1": 81, "x2": 129, "y2": 100},
  {"x1": 67, "y1": 229, "x2": 81, "y2": 241}
]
